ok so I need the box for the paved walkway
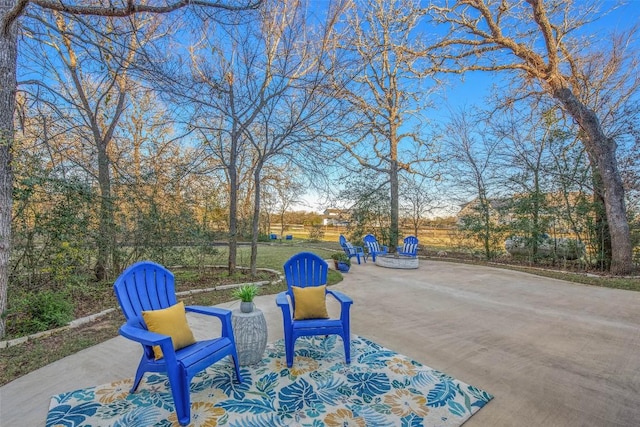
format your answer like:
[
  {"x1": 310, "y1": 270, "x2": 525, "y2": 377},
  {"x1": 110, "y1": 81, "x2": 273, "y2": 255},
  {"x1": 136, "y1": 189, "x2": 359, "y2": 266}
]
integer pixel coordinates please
[{"x1": 2, "y1": 260, "x2": 640, "y2": 426}]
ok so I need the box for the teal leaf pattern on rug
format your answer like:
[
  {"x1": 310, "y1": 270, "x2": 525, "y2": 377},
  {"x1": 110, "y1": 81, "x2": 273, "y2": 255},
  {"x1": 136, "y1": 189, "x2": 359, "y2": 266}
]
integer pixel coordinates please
[
  {"x1": 349, "y1": 372, "x2": 391, "y2": 398},
  {"x1": 427, "y1": 379, "x2": 458, "y2": 407},
  {"x1": 46, "y1": 401, "x2": 101, "y2": 426},
  {"x1": 46, "y1": 335, "x2": 493, "y2": 426}
]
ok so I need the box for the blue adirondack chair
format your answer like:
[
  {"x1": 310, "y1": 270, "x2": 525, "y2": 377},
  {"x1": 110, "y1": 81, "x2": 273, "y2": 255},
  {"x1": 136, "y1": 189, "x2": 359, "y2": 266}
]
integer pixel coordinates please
[
  {"x1": 398, "y1": 235, "x2": 419, "y2": 257},
  {"x1": 363, "y1": 234, "x2": 388, "y2": 262},
  {"x1": 113, "y1": 261, "x2": 242, "y2": 426},
  {"x1": 276, "y1": 252, "x2": 353, "y2": 367},
  {"x1": 339, "y1": 234, "x2": 366, "y2": 264}
]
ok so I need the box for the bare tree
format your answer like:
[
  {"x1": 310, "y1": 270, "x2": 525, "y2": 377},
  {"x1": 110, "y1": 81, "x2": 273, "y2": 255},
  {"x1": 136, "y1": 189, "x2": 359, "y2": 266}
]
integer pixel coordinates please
[
  {"x1": 20, "y1": 11, "x2": 157, "y2": 279},
  {"x1": 244, "y1": 0, "x2": 343, "y2": 275},
  {"x1": 0, "y1": 0, "x2": 259, "y2": 337},
  {"x1": 183, "y1": 7, "x2": 286, "y2": 274},
  {"x1": 400, "y1": 174, "x2": 439, "y2": 237},
  {"x1": 428, "y1": 0, "x2": 638, "y2": 273},
  {"x1": 493, "y1": 108, "x2": 557, "y2": 260},
  {"x1": 333, "y1": 0, "x2": 435, "y2": 250},
  {"x1": 185, "y1": 0, "x2": 341, "y2": 274},
  {"x1": 271, "y1": 173, "x2": 305, "y2": 238},
  {"x1": 442, "y1": 108, "x2": 504, "y2": 259}
]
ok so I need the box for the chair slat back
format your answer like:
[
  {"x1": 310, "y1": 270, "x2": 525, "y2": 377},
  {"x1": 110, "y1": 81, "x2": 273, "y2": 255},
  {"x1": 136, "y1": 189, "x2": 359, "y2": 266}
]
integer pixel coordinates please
[
  {"x1": 402, "y1": 236, "x2": 419, "y2": 254},
  {"x1": 114, "y1": 261, "x2": 177, "y2": 324},
  {"x1": 283, "y1": 252, "x2": 328, "y2": 290},
  {"x1": 364, "y1": 234, "x2": 381, "y2": 253},
  {"x1": 403, "y1": 243, "x2": 418, "y2": 253}
]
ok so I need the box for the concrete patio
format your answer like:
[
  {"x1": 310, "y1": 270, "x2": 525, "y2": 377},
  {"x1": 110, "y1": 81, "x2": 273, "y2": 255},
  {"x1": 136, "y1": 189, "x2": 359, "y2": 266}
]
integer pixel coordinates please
[{"x1": 2, "y1": 260, "x2": 639, "y2": 426}]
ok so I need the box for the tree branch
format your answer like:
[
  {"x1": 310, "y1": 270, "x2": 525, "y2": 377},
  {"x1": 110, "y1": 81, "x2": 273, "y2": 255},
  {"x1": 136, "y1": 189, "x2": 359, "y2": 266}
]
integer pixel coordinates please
[{"x1": 30, "y1": 0, "x2": 261, "y2": 16}]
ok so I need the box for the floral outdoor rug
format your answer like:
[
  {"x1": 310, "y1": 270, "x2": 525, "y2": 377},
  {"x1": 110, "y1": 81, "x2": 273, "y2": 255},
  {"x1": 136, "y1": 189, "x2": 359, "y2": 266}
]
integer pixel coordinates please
[{"x1": 47, "y1": 335, "x2": 493, "y2": 426}]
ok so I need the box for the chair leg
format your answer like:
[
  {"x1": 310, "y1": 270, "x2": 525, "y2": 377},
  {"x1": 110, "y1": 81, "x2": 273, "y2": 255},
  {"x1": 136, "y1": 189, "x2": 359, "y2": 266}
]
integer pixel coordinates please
[
  {"x1": 286, "y1": 336, "x2": 296, "y2": 368},
  {"x1": 344, "y1": 336, "x2": 351, "y2": 364},
  {"x1": 167, "y1": 368, "x2": 192, "y2": 426},
  {"x1": 130, "y1": 361, "x2": 146, "y2": 393},
  {"x1": 231, "y1": 350, "x2": 243, "y2": 383}
]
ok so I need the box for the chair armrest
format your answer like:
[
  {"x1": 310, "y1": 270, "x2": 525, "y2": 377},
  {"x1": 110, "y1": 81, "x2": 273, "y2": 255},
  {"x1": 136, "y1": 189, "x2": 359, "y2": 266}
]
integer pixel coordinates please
[
  {"x1": 185, "y1": 305, "x2": 231, "y2": 321},
  {"x1": 119, "y1": 323, "x2": 179, "y2": 364},
  {"x1": 327, "y1": 289, "x2": 353, "y2": 305},
  {"x1": 119, "y1": 323, "x2": 172, "y2": 347},
  {"x1": 276, "y1": 291, "x2": 291, "y2": 308},
  {"x1": 185, "y1": 305, "x2": 234, "y2": 338},
  {"x1": 327, "y1": 290, "x2": 353, "y2": 323},
  {"x1": 276, "y1": 291, "x2": 293, "y2": 319}
]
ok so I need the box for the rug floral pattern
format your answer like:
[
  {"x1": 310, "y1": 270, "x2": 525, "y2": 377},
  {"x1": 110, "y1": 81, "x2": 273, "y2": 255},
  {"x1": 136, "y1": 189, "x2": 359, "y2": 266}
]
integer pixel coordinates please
[{"x1": 47, "y1": 335, "x2": 493, "y2": 426}]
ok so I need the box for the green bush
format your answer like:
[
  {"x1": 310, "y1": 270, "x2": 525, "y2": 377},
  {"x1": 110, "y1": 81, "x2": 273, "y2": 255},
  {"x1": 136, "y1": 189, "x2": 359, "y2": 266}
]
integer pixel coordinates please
[
  {"x1": 8, "y1": 291, "x2": 74, "y2": 337},
  {"x1": 331, "y1": 252, "x2": 351, "y2": 266},
  {"x1": 258, "y1": 233, "x2": 272, "y2": 242}
]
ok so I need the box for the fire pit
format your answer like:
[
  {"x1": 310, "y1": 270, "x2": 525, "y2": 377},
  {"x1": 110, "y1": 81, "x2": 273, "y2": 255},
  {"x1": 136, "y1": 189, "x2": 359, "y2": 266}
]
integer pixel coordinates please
[{"x1": 375, "y1": 254, "x2": 419, "y2": 269}]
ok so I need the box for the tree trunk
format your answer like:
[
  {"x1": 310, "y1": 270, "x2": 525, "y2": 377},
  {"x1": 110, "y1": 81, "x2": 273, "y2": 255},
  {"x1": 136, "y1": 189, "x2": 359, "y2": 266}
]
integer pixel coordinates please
[
  {"x1": 0, "y1": 6, "x2": 17, "y2": 338},
  {"x1": 479, "y1": 194, "x2": 491, "y2": 260},
  {"x1": 228, "y1": 135, "x2": 238, "y2": 275},
  {"x1": 554, "y1": 87, "x2": 633, "y2": 274},
  {"x1": 589, "y1": 160, "x2": 612, "y2": 270},
  {"x1": 389, "y1": 158, "x2": 399, "y2": 252},
  {"x1": 531, "y1": 172, "x2": 541, "y2": 261},
  {"x1": 280, "y1": 212, "x2": 285, "y2": 238},
  {"x1": 250, "y1": 164, "x2": 262, "y2": 277},
  {"x1": 95, "y1": 139, "x2": 112, "y2": 280}
]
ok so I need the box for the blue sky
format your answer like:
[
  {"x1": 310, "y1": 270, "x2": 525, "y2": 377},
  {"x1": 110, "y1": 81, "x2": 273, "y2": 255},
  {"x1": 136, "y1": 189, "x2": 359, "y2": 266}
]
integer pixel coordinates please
[
  {"x1": 297, "y1": 0, "x2": 640, "y2": 214},
  {"x1": 434, "y1": 0, "x2": 640, "y2": 114}
]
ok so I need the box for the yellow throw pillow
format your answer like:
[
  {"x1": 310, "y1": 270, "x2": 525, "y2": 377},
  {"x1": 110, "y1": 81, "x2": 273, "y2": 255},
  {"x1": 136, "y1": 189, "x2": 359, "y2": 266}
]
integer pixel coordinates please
[
  {"x1": 142, "y1": 301, "x2": 196, "y2": 360},
  {"x1": 292, "y1": 285, "x2": 329, "y2": 320}
]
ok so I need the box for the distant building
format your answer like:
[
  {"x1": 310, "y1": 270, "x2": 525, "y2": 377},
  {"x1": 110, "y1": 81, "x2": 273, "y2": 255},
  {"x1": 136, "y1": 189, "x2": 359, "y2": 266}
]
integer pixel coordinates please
[
  {"x1": 322, "y1": 208, "x2": 350, "y2": 227},
  {"x1": 457, "y1": 198, "x2": 513, "y2": 225}
]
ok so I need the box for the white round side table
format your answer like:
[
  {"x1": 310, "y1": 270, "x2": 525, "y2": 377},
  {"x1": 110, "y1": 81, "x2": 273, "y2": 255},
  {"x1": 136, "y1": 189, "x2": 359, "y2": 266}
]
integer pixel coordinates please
[{"x1": 231, "y1": 308, "x2": 268, "y2": 366}]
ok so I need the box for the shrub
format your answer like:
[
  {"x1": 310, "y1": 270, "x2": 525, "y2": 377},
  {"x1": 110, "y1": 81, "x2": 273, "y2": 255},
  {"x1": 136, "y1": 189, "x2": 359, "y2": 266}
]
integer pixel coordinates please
[
  {"x1": 308, "y1": 224, "x2": 325, "y2": 242},
  {"x1": 505, "y1": 236, "x2": 585, "y2": 260},
  {"x1": 331, "y1": 252, "x2": 351, "y2": 266},
  {"x1": 8, "y1": 290, "x2": 74, "y2": 337}
]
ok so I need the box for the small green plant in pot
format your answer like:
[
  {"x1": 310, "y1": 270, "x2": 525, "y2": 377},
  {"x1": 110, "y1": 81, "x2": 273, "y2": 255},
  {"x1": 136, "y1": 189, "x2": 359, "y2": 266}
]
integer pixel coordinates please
[
  {"x1": 330, "y1": 252, "x2": 351, "y2": 272},
  {"x1": 232, "y1": 284, "x2": 260, "y2": 313}
]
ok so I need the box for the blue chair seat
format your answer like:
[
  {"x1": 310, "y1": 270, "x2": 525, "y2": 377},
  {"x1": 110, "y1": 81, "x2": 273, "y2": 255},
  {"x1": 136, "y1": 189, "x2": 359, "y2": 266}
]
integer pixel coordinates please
[{"x1": 293, "y1": 318, "x2": 344, "y2": 331}]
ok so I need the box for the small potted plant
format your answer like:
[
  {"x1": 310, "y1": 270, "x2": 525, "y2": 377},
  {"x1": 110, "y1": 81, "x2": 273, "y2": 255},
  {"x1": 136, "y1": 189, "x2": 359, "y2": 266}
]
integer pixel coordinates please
[
  {"x1": 330, "y1": 252, "x2": 351, "y2": 273},
  {"x1": 232, "y1": 284, "x2": 260, "y2": 313}
]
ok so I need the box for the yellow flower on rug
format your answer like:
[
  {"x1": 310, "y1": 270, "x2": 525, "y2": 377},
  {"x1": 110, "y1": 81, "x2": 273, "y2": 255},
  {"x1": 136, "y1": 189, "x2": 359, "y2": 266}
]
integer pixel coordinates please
[
  {"x1": 168, "y1": 403, "x2": 226, "y2": 427},
  {"x1": 274, "y1": 355, "x2": 319, "y2": 376},
  {"x1": 384, "y1": 388, "x2": 430, "y2": 417},
  {"x1": 95, "y1": 379, "x2": 132, "y2": 404},
  {"x1": 386, "y1": 356, "x2": 417, "y2": 376},
  {"x1": 324, "y1": 408, "x2": 366, "y2": 427}
]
